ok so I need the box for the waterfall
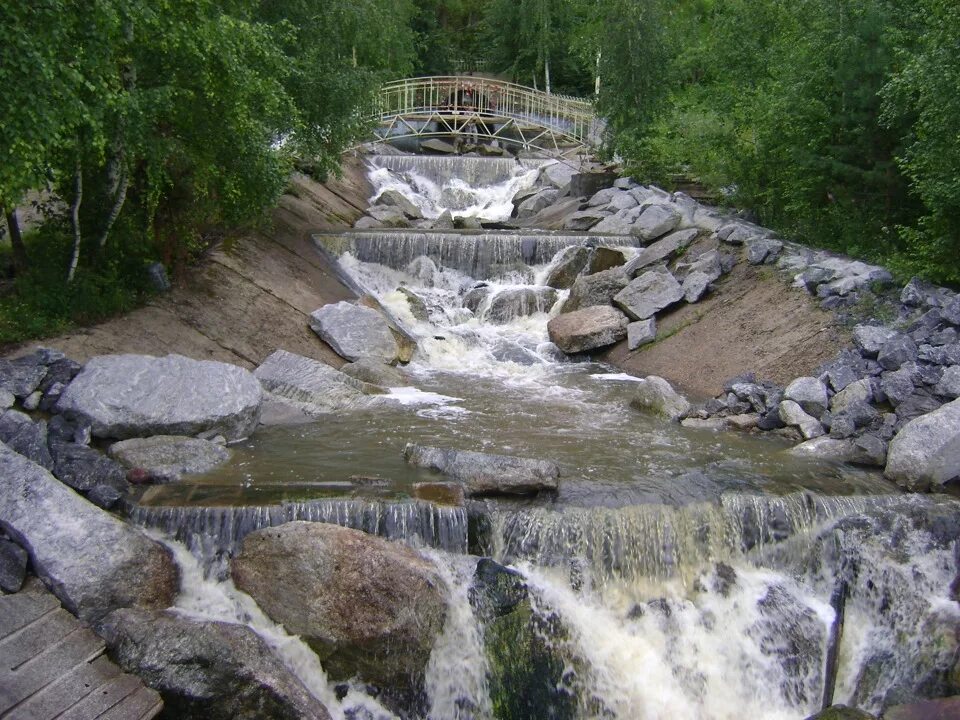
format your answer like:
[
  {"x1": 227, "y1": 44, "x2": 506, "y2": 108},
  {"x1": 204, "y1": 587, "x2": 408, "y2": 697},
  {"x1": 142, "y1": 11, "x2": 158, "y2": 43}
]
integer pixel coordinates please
[
  {"x1": 128, "y1": 499, "x2": 469, "y2": 576},
  {"x1": 315, "y1": 230, "x2": 640, "y2": 280},
  {"x1": 365, "y1": 156, "x2": 550, "y2": 220},
  {"x1": 370, "y1": 156, "x2": 549, "y2": 187}
]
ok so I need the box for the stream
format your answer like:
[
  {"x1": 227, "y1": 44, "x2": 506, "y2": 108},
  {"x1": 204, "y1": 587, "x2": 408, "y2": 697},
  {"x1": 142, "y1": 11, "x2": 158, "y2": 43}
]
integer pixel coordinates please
[{"x1": 130, "y1": 155, "x2": 960, "y2": 720}]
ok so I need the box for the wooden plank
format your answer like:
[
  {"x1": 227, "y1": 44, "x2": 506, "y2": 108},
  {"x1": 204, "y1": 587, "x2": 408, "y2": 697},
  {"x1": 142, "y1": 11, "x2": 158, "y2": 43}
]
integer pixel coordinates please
[
  {"x1": 96, "y1": 686, "x2": 163, "y2": 720},
  {"x1": 3, "y1": 655, "x2": 120, "y2": 720},
  {"x1": 0, "y1": 593, "x2": 60, "y2": 637},
  {"x1": 0, "y1": 608, "x2": 77, "y2": 670},
  {"x1": 0, "y1": 627, "x2": 104, "y2": 713},
  {"x1": 56, "y1": 675, "x2": 142, "y2": 720}
]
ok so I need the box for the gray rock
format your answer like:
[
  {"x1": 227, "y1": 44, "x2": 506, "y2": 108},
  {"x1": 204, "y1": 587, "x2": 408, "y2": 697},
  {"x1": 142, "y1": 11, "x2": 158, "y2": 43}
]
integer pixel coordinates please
[
  {"x1": 590, "y1": 206, "x2": 644, "y2": 235},
  {"x1": 631, "y1": 204, "x2": 682, "y2": 241},
  {"x1": 374, "y1": 189, "x2": 423, "y2": 220},
  {"x1": 784, "y1": 377, "x2": 829, "y2": 418},
  {"x1": 0, "y1": 389, "x2": 13, "y2": 409},
  {"x1": 853, "y1": 434, "x2": 888, "y2": 466},
  {"x1": 613, "y1": 270, "x2": 685, "y2": 321},
  {"x1": 49, "y1": 439, "x2": 127, "y2": 493},
  {"x1": 607, "y1": 191, "x2": 639, "y2": 211},
  {"x1": 853, "y1": 325, "x2": 898, "y2": 358},
  {"x1": 232, "y1": 522, "x2": 446, "y2": 701},
  {"x1": 404, "y1": 444, "x2": 559, "y2": 496},
  {"x1": 686, "y1": 250, "x2": 724, "y2": 282},
  {"x1": 0, "y1": 352, "x2": 50, "y2": 398},
  {"x1": 681, "y1": 417, "x2": 731, "y2": 431},
  {"x1": 716, "y1": 223, "x2": 762, "y2": 246},
  {"x1": 340, "y1": 358, "x2": 406, "y2": 388},
  {"x1": 354, "y1": 215, "x2": 383, "y2": 229},
  {"x1": 421, "y1": 138, "x2": 457, "y2": 154},
  {"x1": 789, "y1": 437, "x2": 883, "y2": 466},
  {"x1": 484, "y1": 287, "x2": 558, "y2": 324},
  {"x1": 822, "y1": 362, "x2": 860, "y2": 393},
  {"x1": 109, "y1": 435, "x2": 231, "y2": 482},
  {"x1": 0, "y1": 537, "x2": 28, "y2": 593},
  {"x1": 877, "y1": 334, "x2": 918, "y2": 371},
  {"x1": 86, "y1": 484, "x2": 125, "y2": 510},
  {"x1": 433, "y1": 209, "x2": 455, "y2": 229},
  {"x1": 254, "y1": 349, "x2": 376, "y2": 416},
  {"x1": 0, "y1": 443, "x2": 177, "y2": 622},
  {"x1": 627, "y1": 318, "x2": 657, "y2": 350},
  {"x1": 942, "y1": 297, "x2": 960, "y2": 325},
  {"x1": 935, "y1": 365, "x2": 960, "y2": 399},
  {"x1": 629, "y1": 376, "x2": 691, "y2": 420},
  {"x1": 462, "y1": 284, "x2": 492, "y2": 314},
  {"x1": 98, "y1": 608, "x2": 331, "y2": 720},
  {"x1": 778, "y1": 401, "x2": 825, "y2": 440},
  {"x1": 517, "y1": 188, "x2": 560, "y2": 218},
  {"x1": 745, "y1": 238, "x2": 783, "y2": 265},
  {"x1": 22, "y1": 390, "x2": 41, "y2": 411},
  {"x1": 547, "y1": 305, "x2": 629, "y2": 354},
  {"x1": 894, "y1": 389, "x2": 942, "y2": 426},
  {"x1": 880, "y1": 368, "x2": 917, "y2": 407},
  {"x1": 560, "y1": 267, "x2": 630, "y2": 313},
  {"x1": 541, "y1": 161, "x2": 578, "y2": 192},
  {"x1": 587, "y1": 246, "x2": 628, "y2": 275},
  {"x1": 310, "y1": 301, "x2": 400, "y2": 364},
  {"x1": 56, "y1": 354, "x2": 262, "y2": 441},
  {"x1": 623, "y1": 229, "x2": 699, "y2": 275},
  {"x1": 544, "y1": 246, "x2": 591, "y2": 289},
  {"x1": 614, "y1": 177, "x2": 638, "y2": 190},
  {"x1": 692, "y1": 207, "x2": 725, "y2": 233},
  {"x1": 563, "y1": 209, "x2": 609, "y2": 231},
  {"x1": 397, "y1": 287, "x2": 429, "y2": 322},
  {"x1": 366, "y1": 205, "x2": 410, "y2": 228},
  {"x1": 885, "y1": 397, "x2": 960, "y2": 491},
  {"x1": 1, "y1": 416, "x2": 53, "y2": 470},
  {"x1": 587, "y1": 187, "x2": 622, "y2": 207},
  {"x1": 919, "y1": 342, "x2": 960, "y2": 366},
  {"x1": 830, "y1": 379, "x2": 873, "y2": 413},
  {"x1": 682, "y1": 271, "x2": 712, "y2": 303},
  {"x1": 900, "y1": 277, "x2": 941, "y2": 308}
]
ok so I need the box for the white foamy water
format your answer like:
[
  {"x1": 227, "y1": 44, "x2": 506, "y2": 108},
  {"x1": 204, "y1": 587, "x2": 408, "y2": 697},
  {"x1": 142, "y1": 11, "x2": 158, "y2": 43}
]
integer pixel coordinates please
[{"x1": 367, "y1": 156, "x2": 542, "y2": 221}]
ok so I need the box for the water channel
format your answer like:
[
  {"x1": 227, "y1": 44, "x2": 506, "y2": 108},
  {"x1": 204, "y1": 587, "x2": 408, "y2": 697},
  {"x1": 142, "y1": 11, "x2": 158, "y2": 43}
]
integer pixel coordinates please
[{"x1": 131, "y1": 155, "x2": 960, "y2": 720}]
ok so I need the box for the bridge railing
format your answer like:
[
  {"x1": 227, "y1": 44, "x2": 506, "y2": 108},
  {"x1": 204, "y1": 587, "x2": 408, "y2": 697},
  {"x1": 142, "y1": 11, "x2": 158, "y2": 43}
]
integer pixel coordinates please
[{"x1": 374, "y1": 76, "x2": 603, "y2": 147}]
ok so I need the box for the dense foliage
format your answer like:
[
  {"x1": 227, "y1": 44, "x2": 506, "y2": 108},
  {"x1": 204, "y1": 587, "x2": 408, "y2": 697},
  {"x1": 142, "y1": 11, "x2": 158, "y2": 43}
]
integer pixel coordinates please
[{"x1": 2, "y1": 0, "x2": 959, "y2": 343}]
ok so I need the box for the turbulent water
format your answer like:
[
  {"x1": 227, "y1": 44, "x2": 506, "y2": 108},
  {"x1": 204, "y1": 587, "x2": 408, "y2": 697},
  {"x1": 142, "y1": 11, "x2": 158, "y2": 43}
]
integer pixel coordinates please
[
  {"x1": 133, "y1": 156, "x2": 960, "y2": 719},
  {"x1": 367, "y1": 155, "x2": 548, "y2": 221}
]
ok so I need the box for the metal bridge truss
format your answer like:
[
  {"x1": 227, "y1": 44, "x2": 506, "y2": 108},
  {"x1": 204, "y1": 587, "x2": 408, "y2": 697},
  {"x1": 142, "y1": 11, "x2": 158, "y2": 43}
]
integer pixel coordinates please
[{"x1": 368, "y1": 76, "x2": 604, "y2": 157}]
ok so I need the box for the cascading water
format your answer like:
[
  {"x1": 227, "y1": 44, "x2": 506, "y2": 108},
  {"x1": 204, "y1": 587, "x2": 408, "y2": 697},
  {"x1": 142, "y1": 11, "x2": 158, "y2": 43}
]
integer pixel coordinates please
[
  {"x1": 367, "y1": 156, "x2": 549, "y2": 221},
  {"x1": 130, "y1": 155, "x2": 960, "y2": 719}
]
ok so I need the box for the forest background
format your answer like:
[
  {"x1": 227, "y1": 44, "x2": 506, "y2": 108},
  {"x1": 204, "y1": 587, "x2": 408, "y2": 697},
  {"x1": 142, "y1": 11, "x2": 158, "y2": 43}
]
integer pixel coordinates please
[{"x1": 1, "y1": 0, "x2": 957, "y2": 342}]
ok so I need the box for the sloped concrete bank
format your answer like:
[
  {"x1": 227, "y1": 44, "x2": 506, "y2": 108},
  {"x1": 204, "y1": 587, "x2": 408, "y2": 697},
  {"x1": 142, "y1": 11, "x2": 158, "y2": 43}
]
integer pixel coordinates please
[{"x1": 14, "y1": 156, "x2": 373, "y2": 369}]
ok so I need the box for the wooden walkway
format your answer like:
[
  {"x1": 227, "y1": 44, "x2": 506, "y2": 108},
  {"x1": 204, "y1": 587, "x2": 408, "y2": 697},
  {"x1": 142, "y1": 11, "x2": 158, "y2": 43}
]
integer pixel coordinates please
[{"x1": 0, "y1": 588, "x2": 162, "y2": 720}]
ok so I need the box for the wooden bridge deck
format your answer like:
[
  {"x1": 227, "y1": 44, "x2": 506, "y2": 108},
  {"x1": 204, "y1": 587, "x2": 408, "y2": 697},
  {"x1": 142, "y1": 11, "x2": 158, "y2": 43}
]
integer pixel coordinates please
[{"x1": 0, "y1": 588, "x2": 162, "y2": 720}]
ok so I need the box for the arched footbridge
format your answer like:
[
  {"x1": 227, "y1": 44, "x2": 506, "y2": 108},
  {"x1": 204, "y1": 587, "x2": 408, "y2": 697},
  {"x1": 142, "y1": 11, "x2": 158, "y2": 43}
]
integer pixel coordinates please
[{"x1": 368, "y1": 76, "x2": 605, "y2": 156}]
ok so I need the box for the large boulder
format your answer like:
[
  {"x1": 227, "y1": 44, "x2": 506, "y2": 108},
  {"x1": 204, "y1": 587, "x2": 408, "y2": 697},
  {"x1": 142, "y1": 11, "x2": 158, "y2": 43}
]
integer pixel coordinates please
[
  {"x1": 885, "y1": 397, "x2": 960, "y2": 491},
  {"x1": 541, "y1": 161, "x2": 578, "y2": 192},
  {"x1": 254, "y1": 349, "x2": 377, "y2": 415},
  {"x1": 590, "y1": 206, "x2": 644, "y2": 235},
  {"x1": 109, "y1": 435, "x2": 231, "y2": 482},
  {"x1": 55, "y1": 354, "x2": 262, "y2": 441},
  {"x1": 562, "y1": 209, "x2": 608, "y2": 231},
  {"x1": 231, "y1": 522, "x2": 447, "y2": 692},
  {"x1": 629, "y1": 376, "x2": 691, "y2": 420},
  {"x1": 98, "y1": 608, "x2": 331, "y2": 720},
  {"x1": 49, "y1": 439, "x2": 127, "y2": 494},
  {"x1": 784, "y1": 376, "x2": 829, "y2": 418},
  {"x1": 309, "y1": 302, "x2": 400, "y2": 364},
  {"x1": 627, "y1": 318, "x2": 657, "y2": 350},
  {"x1": 544, "y1": 246, "x2": 591, "y2": 289},
  {"x1": 631, "y1": 204, "x2": 682, "y2": 241},
  {"x1": 374, "y1": 189, "x2": 423, "y2": 220},
  {"x1": 547, "y1": 305, "x2": 629, "y2": 354},
  {"x1": 0, "y1": 443, "x2": 178, "y2": 622},
  {"x1": 484, "y1": 287, "x2": 559, "y2": 324},
  {"x1": 403, "y1": 444, "x2": 560, "y2": 496},
  {"x1": 779, "y1": 400, "x2": 825, "y2": 440},
  {"x1": 517, "y1": 188, "x2": 560, "y2": 219},
  {"x1": 560, "y1": 267, "x2": 630, "y2": 313},
  {"x1": 613, "y1": 270, "x2": 685, "y2": 320},
  {"x1": 624, "y1": 229, "x2": 699, "y2": 275}
]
